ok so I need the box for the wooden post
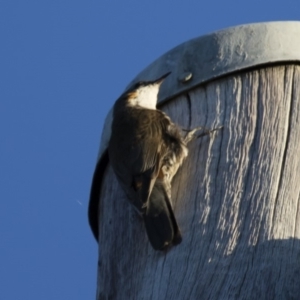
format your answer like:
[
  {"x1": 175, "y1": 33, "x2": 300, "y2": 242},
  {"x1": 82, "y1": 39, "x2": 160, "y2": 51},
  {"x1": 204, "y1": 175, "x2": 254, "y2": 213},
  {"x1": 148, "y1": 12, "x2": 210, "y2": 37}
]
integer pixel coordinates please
[{"x1": 89, "y1": 22, "x2": 300, "y2": 299}]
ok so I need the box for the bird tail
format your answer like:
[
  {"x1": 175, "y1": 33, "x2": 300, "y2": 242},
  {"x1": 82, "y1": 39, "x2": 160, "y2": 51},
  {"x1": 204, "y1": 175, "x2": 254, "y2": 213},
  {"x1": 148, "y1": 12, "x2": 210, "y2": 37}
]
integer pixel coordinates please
[{"x1": 143, "y1": 179, "x2": 182, "y2": 250}]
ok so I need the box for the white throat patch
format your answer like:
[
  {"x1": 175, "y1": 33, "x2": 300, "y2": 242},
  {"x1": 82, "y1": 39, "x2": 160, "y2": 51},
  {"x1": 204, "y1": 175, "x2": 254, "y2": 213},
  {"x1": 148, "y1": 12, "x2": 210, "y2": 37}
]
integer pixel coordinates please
[{"x1": 128, "y1": 84, "x2": 160, "y2": 109}]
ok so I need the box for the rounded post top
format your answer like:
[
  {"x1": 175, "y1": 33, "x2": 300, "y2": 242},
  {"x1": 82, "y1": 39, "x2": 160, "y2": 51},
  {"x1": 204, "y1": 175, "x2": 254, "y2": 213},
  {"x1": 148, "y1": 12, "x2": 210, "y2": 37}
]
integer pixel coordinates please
[
  {"x1": 98, "y1": 21, "x2": 300, "y2": 160},
  {"x1": 128, "y1": 21, "x2": 300, "y2": 106}
]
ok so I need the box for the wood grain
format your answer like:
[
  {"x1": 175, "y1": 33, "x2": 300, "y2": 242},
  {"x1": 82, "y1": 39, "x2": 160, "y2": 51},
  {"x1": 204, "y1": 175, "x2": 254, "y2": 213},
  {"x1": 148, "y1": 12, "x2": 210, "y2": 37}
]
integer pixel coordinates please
[{"x1": 96, "y1": 65, "x2": 300, "y2": 300}]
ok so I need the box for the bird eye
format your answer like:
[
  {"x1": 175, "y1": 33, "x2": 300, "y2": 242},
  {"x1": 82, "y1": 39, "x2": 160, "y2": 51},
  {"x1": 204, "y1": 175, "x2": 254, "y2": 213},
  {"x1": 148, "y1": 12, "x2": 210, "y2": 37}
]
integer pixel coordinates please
[{"x1": 131, "y1": 81, "x2": 146, "y2": 90}]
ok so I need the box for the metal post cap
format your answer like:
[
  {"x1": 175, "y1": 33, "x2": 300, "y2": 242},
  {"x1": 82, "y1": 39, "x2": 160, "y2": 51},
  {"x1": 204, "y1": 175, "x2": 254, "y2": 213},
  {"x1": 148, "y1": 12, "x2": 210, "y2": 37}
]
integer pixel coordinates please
[{"x1": 98, "y1": 21, "x2": 300, "y2": 160}]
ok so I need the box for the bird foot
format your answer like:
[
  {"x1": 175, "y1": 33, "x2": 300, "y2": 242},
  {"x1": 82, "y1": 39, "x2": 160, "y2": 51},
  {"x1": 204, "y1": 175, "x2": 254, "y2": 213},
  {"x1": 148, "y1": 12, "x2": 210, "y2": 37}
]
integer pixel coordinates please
[{"x1": 182, "y1": 126, "x2": 223, "y2": 143}]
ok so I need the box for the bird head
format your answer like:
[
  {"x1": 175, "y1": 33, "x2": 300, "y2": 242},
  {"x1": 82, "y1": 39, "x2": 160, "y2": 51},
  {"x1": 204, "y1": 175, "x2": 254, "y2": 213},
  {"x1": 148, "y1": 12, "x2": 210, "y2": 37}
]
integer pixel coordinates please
[{"x1": 125, "y1": 72, "x2": 171, "y2": 109}]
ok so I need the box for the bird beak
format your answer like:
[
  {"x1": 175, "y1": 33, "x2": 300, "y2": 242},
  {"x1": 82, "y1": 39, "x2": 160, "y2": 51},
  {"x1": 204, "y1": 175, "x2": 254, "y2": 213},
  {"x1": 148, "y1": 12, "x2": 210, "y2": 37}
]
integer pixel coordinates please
[{"x1": 153, "y1": 71, "x2": 171, "y2": 85}]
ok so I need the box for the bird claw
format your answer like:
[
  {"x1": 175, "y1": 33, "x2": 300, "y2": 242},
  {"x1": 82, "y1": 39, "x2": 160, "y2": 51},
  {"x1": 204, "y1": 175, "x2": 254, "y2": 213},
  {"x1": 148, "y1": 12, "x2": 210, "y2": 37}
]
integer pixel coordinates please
[
  {"x1": 183, "y1": 126, "x2": 223, "y2": 143},
  {"x1": 196, "y1": 126, "x2": 223, "y2": 139}
]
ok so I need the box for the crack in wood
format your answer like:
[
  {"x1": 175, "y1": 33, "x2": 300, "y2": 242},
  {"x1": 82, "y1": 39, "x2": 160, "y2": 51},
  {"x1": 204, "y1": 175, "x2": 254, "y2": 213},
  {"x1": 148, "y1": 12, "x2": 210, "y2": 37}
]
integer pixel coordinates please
[
  {"x1": 186, "y1": 92, "x2": 192, "y2": 129},
  {"x1": 271, "y1": 66, "x2": 294, "y2": 232}
]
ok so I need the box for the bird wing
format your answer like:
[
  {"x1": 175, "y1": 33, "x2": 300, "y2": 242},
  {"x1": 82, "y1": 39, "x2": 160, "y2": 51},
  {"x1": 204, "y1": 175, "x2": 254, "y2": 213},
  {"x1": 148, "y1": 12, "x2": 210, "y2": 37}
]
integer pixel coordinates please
[{"x1": 109, "y1": 108, "x2": 169, "y2": 212}]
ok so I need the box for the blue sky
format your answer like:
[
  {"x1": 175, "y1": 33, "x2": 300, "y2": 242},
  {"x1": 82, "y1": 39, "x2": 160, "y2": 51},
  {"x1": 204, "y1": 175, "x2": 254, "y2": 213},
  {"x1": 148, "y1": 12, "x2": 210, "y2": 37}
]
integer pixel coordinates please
[{"x1": 1, "y1": 1, "x2": 299, "y2": 299}]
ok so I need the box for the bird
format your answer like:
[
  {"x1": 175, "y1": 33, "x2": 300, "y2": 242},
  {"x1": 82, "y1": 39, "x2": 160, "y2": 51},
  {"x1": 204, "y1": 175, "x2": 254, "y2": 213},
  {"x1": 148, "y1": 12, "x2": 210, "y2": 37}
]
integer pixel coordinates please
[{"x1": 107, "y1": 71, "x2": 202, "y2": 250}]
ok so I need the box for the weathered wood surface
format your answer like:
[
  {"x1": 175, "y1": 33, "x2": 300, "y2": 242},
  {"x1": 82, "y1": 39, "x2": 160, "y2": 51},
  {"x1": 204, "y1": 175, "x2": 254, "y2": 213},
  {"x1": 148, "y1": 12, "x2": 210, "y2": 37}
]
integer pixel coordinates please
[{"x1": 96, "y1": 65, "x2": 300, "y2": 300}]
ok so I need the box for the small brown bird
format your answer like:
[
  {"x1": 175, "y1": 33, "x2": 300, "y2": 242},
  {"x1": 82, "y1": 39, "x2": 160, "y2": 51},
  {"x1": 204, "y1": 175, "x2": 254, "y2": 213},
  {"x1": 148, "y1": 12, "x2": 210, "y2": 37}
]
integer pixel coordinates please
[{"x1": 108, "y1": 72, "x2": 202, "y2": 250}]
